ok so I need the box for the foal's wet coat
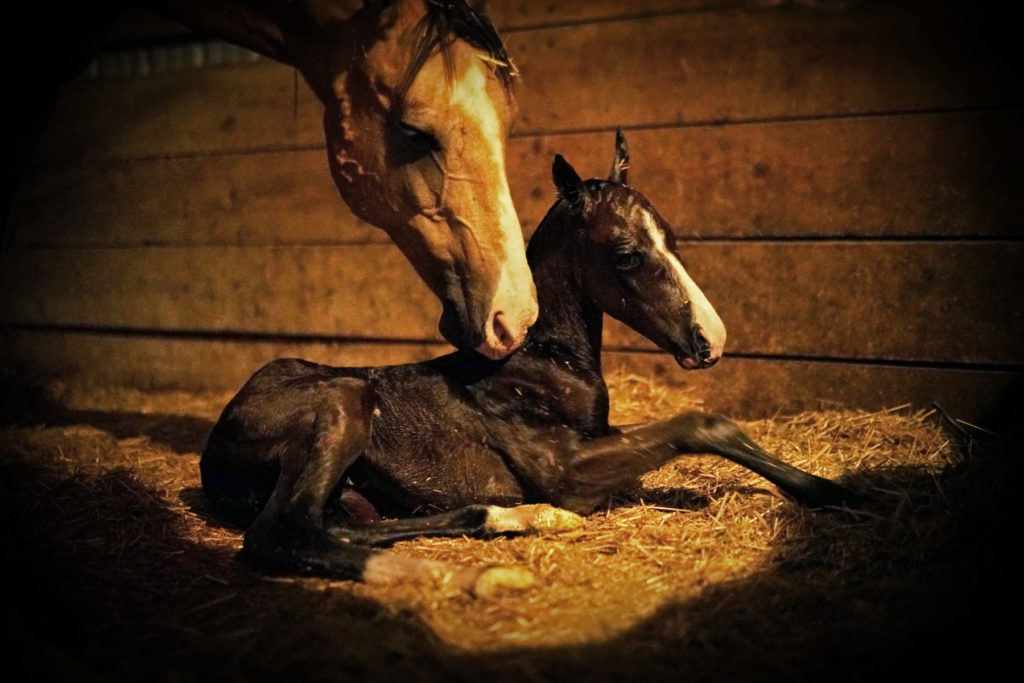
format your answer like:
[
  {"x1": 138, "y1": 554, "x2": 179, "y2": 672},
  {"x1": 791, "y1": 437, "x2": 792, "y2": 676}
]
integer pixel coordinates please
[{"x1": 201, "y1": 133, "x2": 854, "y2": 583}]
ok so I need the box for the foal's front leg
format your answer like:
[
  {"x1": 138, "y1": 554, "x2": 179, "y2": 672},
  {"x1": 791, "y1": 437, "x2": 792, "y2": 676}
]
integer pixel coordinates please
[
  {"x1": 325, "y1": 503, "x2": 585, "y2": 546},
  {"x1": 560, "y1": 412, "x2": 855, "y2": 512}
]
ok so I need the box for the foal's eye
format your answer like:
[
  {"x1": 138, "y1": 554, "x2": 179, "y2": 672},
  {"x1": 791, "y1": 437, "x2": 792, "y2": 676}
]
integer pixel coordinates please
[
  {"x1": 391, "y1": 119, "x2": 441, "y2": 162},
  {"x1": 614, "y1": 251, "x2": 642, "y2": 272}
]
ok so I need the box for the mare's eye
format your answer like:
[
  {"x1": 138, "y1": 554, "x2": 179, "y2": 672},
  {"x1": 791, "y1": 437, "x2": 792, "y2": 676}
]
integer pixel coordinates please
[
  {"x1": 391, "y1": 119, "x2": 441, "y2": 163},
  {"x1": 614, "y1": 251, "x2": 642, "y2": 272}
]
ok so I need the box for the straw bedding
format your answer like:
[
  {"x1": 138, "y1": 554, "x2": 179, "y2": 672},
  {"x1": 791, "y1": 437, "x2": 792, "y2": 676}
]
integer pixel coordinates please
[{"x1": 1, "y1": 372, "x2": 1016, "y2": 682}]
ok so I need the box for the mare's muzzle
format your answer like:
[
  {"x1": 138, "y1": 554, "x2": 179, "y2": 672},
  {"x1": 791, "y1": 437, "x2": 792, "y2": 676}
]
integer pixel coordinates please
[{"x1": 438, "y1": 284, "x2": 535, "y2": 360}]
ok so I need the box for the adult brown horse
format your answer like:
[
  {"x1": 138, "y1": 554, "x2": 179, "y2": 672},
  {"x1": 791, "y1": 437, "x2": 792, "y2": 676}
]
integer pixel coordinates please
[{"x1": 7, "y1": 0, "x2": 537, "y2": 358}]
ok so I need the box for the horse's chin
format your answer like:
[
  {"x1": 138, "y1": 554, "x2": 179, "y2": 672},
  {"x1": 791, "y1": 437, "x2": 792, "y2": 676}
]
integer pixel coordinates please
[
  {"x1": 438, "y1": 302, "x2": 484, "y2": 354},
  {"x1": 674, "y1": 352, "x2": 719, "y2": 370},
  {"x1": 474, "y1": 340, "x2": 513, "y2": 361}
]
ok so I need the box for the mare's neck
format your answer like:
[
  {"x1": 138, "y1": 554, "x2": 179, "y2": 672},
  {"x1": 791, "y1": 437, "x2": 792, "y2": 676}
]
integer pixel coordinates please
[{"x1": 141, "y1": 1, "x2": 372, "y2": 74}]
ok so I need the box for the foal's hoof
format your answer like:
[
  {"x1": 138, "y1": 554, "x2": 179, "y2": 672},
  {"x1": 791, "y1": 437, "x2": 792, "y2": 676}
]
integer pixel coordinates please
[
  {"x1": 472, "y1": 566, "x2": 536, "y2": 598},
  {"x1": 528, "y1": 505, "x2": 586, "y2": 532},
  {"x1": 484, "y1": 504, "x2": 585, "y2": 535}
]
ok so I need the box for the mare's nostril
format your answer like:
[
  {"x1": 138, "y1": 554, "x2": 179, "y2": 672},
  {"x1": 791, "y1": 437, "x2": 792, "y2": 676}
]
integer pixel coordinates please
[
  {"x1": 490, "y1": 311, "x2": 515, "y2": 348},
  {"x1": 476, "y1": 310, "x2": 529, "y2": 359}
]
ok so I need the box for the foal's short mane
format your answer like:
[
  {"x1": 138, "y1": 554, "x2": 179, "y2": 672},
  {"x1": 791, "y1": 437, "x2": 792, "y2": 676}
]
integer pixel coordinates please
[
  {"x1": 526, "y1": 179, "x2": 624, "y2": 267},
  {"x1": 396, "y1": 0, "x2": 516, "y2": 104}
]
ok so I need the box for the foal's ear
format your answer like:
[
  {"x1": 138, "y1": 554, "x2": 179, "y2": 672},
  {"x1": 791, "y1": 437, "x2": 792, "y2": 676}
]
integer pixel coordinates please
[
  {"x1": 553, "y1": 154, "x2": 587, "y2": 212},
  {"x1": 364, "y1": 0, "x2": 400, "y2": 28},
  {"x1": 608, "y1": 128, "x2": 629, "y2": 184}
]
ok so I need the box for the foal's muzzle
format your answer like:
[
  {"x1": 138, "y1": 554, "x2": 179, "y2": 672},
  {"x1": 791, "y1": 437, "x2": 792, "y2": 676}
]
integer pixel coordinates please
[{"x1": 675, "y1": 326, "x2": 719, "y2": 370}]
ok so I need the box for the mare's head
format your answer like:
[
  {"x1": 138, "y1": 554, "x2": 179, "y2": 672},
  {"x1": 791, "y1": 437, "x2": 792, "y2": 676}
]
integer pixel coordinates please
[
  {"x1": 298, "y1": 0, "x2": 536, "y2": 358},
  {"x1": 536, "y1": 131, "x2": 726, "y2": 369}
]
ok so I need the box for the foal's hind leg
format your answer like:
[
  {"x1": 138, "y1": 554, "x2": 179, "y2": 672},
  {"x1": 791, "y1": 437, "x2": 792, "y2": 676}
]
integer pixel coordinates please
[
  {"x1": 559, "y1": 412, "x2": 855, "y2": 512},
  {"x1": 241, "y1": 378, "x2": 375, "y2": 577},
  {"x1": 240, "y1": 379, "x2": 564, "y2": 591}
]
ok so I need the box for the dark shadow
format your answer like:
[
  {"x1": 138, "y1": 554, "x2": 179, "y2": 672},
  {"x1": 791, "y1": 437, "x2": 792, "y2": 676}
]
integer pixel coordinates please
[
  {"x1": 179, "y1": 485, "x2": 244, "y2": 533},
  {"x1": 609, "y1": 485, "x2": 714, "y2": 511},
  {"x1": 981, "y1": 375, "x2": 1024, "y2": 440},
  {"x1": 42, "y1": 408, "x2": 212, "y2": 453},
  {"x1": 1, "y1": 458, "x2": 461, "y2": 683},
  {"x1": 0, "y1": 377, "x2": 214, "y2": 454}
]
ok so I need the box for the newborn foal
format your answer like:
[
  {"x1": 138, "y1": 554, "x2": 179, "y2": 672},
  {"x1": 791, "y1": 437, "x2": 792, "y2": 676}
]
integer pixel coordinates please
[{"x1": 201, "y1": 132, "x2": 853, "y2": 586}]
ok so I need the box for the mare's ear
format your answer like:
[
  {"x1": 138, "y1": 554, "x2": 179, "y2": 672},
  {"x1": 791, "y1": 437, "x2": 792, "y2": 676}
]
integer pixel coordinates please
[
  {"x1": 553, "y1": 154, "x2": 588, "y2": 213},
  {"x1": 608, "y1": 128, "x2": 629, "y2": 184}
]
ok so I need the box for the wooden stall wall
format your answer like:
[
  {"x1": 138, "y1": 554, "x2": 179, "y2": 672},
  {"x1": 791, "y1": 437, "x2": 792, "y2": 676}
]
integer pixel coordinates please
[{"x1": 2, "y1": 1, "x2": 1021, "y2": 424}]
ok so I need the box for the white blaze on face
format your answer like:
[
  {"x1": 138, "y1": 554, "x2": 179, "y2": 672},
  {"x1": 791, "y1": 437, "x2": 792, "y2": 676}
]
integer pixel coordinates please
[
  {"x1": 643, "y1": 211, "x2": 726, "y2": 362},
  {"x1": 449, "y1": 58, "x2": 538, "y2": 357}
]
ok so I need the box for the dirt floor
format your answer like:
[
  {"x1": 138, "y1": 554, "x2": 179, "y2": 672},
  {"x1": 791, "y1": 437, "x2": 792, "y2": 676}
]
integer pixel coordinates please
[{"x1": 1, "y1": 371, "x2": 1019, "y2": 683}]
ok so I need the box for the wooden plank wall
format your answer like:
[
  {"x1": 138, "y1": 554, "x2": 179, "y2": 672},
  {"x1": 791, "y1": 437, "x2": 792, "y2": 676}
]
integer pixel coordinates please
[{"x1": 2, "y1": 1, "x2": 1021, "y2": 424}]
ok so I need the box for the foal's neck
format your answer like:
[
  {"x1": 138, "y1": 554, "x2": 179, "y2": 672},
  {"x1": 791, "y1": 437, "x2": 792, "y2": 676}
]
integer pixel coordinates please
[
  {"x1": 521, "y1": 208, "x2": 604, "y2": 376},
  {"x1": 436, "y1": 205, "x2": 610, "y2": 436}
]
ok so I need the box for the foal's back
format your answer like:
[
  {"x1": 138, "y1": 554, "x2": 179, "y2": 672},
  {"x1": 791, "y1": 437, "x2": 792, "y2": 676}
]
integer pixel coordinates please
[{"x1": 202, "y1": 352, "x2": 540, "y2": 522}]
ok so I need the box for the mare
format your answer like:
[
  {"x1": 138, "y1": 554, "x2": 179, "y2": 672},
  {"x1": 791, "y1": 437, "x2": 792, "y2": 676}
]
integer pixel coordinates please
[
  {"x1": 8, "y1": 0, "x2": 536, "y2": 358},
  {"x1": 200, "y1": 131, "x2": 853, "y2": 590}
]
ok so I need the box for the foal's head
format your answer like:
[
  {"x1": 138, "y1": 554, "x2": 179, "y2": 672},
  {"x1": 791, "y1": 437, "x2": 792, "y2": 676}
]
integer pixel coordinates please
[
  {"x1": 547, "y1": 132, "x2": 727, "y2": 369},
  {"x1": 298, "y1": 0, "x2": 536, "y2": 359}
]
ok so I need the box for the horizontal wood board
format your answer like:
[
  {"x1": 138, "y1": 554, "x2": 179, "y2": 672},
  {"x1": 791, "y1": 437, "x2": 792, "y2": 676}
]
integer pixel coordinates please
[
  {"x1": 105, "y1": 2, "x2": 747, "y2": 43},
  {"x1": 32, "y1": 4, "x2": 1018, "y2": 163},
  {"x1": 10, "y1": 111, "x2": 1021, "y2": 248},
  {"x1": 2, "y1": 242, "x2": 1020, "y2": 365},
  {"x1": 2, "y1": 329, "x2": 1018, "y2": 426}
]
